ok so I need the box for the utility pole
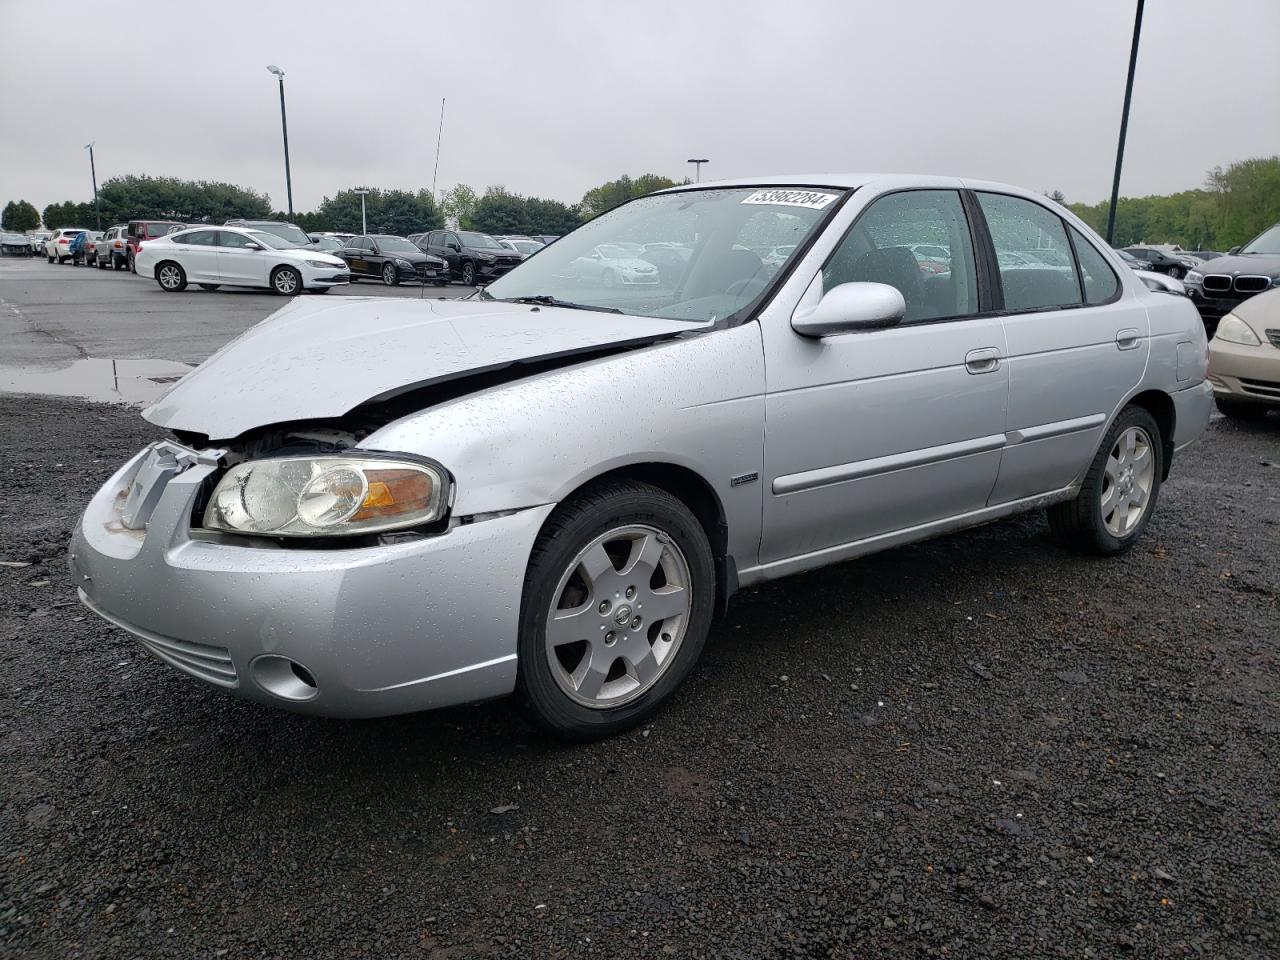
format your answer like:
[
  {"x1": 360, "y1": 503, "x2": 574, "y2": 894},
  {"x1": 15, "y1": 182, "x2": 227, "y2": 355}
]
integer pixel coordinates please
[
  {"x1": 687, "y1": 158, "x2": 709, "y2": 183},
  {"x1": 267, "y1": 65, "x2": 294, "y2": 217},
  {"x1": 84, "y1": 142, "x2": 100, "y2": 229},
  {"x1": 1106, "y1": 0, "x2": 1145, "y2": 245},
  {"x1": 354, "y1": 189, "x2": 369, "y2": 235},
  {"x1": 432, "y1": 98, "x2": 446, "y2": 206}
]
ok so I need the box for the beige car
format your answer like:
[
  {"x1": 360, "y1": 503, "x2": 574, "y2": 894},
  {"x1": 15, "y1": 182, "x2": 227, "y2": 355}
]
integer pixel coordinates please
[{"x1": 1208, "y1": 286, "x2": 1280, "y2": 420}]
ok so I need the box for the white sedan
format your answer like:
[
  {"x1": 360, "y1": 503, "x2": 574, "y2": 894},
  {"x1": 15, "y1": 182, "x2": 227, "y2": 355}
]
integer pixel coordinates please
[{"x1": 134, "y1": 226, "x2": 350, "y2": 295}]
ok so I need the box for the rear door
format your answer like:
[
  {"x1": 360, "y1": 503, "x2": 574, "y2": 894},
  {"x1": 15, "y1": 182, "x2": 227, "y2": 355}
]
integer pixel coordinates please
[
  {"x1": 172, "y1": 229, "x2": 219, "y2": 280},
  {"x1": 760, "y1": 188, "x2": 1010, "y2": 565},
  {"x1": 973, "y1": 192, "x2": 1148, "y2": 503}
]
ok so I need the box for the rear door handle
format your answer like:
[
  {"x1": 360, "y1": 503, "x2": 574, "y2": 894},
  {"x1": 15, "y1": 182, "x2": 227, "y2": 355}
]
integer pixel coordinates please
[
  {"x1": 1116, "y1": 328, "x2": 1141, "y2": 350},
  {"x1": 965, "y1": 347, "x2": 1002, "y2": 374}
]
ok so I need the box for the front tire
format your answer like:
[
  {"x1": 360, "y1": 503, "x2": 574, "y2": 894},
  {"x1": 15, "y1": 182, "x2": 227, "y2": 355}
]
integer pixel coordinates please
[
  {"x1": 1047, "y1": 406, "x2": 1162, "y2": 555},
  {"x1": 271, "y1": 266, "x2": 301, "y2": 296},
  {"x1": 382, "y1": 262, "x2": 399, "y2": 286},
  {"x1": 155, "y1": 261, "x2": 187, "y2": 292},
  {"x1": 516, "y1": 480, "x2": 715, "y2": 741},
  {"x1": 197, "y1": 283, "x2": 221, "y2": 291},
  {"x1": 1216, "y1": 396, "x2": 1269, "y2": 421},
  {"x1": 460, "y1": 260, "x2": 476, "y2": 286}
]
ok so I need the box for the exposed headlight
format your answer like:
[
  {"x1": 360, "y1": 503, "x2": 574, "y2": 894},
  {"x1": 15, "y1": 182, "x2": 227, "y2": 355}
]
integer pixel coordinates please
[
  {"x1": 1185, "y1": 270, "x2": 1203, "y2": 284},
  {"x1": 204, "y1": 456, "x2": 448, "y2": 537},
  {"x1": 305, "y1": 259, "x2": 338, "y2": 268},
  {"x1": 1213, "y1": 313, "x2": 1261, "y2": 347}
]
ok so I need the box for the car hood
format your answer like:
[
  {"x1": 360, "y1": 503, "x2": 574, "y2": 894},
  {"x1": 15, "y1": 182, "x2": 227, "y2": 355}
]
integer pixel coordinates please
[
  {"x1": 143, "y1": 297, "x2": 708, "y2": 440},
  {"x1": 1193, "y1": 253, "x2": 1280, "y2": 277}
]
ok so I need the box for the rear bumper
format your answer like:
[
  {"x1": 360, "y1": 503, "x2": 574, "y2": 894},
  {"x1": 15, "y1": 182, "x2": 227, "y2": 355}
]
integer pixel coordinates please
[
  {"x1": 70, "y1": 445, "x2": 554, "y2": 717},
  {"x1": 1171, "y1": 380, "x2": 1214, "y2": 452}
]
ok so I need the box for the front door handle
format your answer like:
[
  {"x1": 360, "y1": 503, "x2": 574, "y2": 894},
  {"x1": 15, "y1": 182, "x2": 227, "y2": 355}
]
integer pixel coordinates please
[
  {"x1": 1116, "y1": 328, "x2": 1141, "y2": 350},
  {"x1": 965, "y1": 347, "x2": 1002, "y2": 374}
]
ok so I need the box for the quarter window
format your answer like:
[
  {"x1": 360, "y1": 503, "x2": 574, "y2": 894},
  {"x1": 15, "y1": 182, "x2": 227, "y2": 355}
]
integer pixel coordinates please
[
  {"x1": 1069, "y1": 227, "x2": 1119, "y2": 304},
  {"x1": 977, "y1": 193, "x2": 1081, "y2": 311},
  {"x1": 823, "y1": 190, "x2": 978, "y2": 323}
]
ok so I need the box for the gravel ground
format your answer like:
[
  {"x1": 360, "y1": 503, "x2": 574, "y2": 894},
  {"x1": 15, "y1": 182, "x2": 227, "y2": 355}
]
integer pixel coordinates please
[{"x1": 2, "y1": 395, "x2": 1277, "y2": 959}]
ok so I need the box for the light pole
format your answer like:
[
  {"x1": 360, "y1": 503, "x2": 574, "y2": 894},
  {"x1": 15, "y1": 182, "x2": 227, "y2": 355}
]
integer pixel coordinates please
[
  {"x1": 266, "y1": 65, "x2": 294, "y2": 217},
  {"x1": 687, "y1": 158, "x2": 708, "y2": 183},
  {"x1": 354, "y1": 189, "x2": 369, "y2": 235},
  {"x1": 84, "y1": 142, "x2": 100, "y2": 229},
  {"x1": 1105, "y1": 0, "x2": 1145, "y2": 245}
]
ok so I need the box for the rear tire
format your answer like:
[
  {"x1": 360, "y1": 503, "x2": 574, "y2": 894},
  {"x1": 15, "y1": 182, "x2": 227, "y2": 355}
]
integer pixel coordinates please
[
  {"x1": 1047, "y1": 405, "x2": 1162, "y2": 555},
  {"x1": 47, "y1": 254, "x2": 54, "y2": 263},
  {"x1": 516, "y1": 480, "x2": 715, "y2": 741},
  {"x1": 1216, "y1": 397, "x2": 1269, "y2": 421},
  {"x1": 271, "y1": 266, "x2": 301, "y2": 296},
  {"x1": 155, "y1": 261, "x2": 187, "y2": 292}
]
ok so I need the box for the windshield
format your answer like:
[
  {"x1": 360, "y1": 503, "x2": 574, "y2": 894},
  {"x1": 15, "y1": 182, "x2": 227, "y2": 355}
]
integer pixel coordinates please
[
  {"x1": 314, "y1": 237, "x2": 343, "y2": 251},
  {"x1": 459, "y1": 231, "x2": 504, "y2": 250},
  {"x1": 246, "y1": 222, "x2": 310, "y2": 246},
  {"x1": 374, "y1": 237, "x2": 420, "y2": 254},
  {"x1": 513, "y1": 240, "x2": 543, "y2": 255},
  {"x1": 247, "y1": 231, "x2": 293, "y2": 250},
  {"x1": 1241, "y1": 224, "x2": 1280, "y2": 255},
  {"x1": 482, "y1": 186, "x2": 843, "y2": 322}
]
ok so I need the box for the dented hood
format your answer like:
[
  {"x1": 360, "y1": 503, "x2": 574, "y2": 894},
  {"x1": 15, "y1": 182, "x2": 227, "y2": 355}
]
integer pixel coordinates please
[{"x1": 144, "y1": 296, "x2": 706, "y2": 439}]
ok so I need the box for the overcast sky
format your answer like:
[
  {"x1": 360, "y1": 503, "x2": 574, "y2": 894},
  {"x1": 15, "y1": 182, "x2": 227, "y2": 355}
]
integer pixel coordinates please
[{"x1": 2, "y1": 0, "x2": 1276, "y2": 215}]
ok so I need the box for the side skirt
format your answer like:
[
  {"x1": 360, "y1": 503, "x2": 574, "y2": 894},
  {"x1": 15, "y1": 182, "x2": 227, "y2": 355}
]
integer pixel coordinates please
[{"x1": 735, "y1": 484, "x2": 1079, "y2": 588}]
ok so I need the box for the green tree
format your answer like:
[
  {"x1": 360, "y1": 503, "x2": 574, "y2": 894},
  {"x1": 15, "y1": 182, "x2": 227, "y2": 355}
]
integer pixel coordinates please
[
  {"x1": 1067, "y1": 156, "x2": 1280, "y2": 250},
  {"x1": 2, "y1": 200, "x2": 40, "y2": 232},
  {"x1": 313, "y1": 188, "x2": 442, "y2": 235},
  {"x1": 579, "y1": 174, "x2": 678, "y2": 219},
  {"x1": 469, "y1": 187, "x2": 582, "y2": 236},
  {"x1": 440, "y1": 184, "x2": 479, "y2": 229}
]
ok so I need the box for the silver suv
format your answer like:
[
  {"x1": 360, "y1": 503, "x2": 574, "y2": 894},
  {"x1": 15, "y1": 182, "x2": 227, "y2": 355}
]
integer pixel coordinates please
[{"x1": 72, "y1": 174, "x2": 1212, "y2": 740}]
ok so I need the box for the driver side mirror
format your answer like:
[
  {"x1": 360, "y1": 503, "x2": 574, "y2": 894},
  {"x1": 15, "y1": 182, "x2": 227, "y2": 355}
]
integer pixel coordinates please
[
  {"x1": 1228, "y1": 246, "x2": 1241, "y2": 255},
  {"x1": 244, "y1": 242, "x2": 262, "y2": 250},
  {"x1": 792, "y1": 282, "x2": 905, "y2": 337}
]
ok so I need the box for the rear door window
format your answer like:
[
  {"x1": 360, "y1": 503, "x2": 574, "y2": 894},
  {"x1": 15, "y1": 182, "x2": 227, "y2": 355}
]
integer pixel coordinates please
[
  {"x1": 179, "y1": 230, "x2": 218, "y2": 246},
  {"x1": 1069, "y1": 227, "x2": 1119, "y2": 304},
  {"x1": 977, "y1": 193, "x2": 1081, "y2": 311}
]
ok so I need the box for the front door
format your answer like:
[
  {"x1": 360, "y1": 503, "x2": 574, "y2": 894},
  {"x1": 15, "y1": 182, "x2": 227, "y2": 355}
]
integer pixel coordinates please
[
  {"x1": 215, "y1": 230, "x2": 270, "y2": 286},
  {"x1": 760, "y1": 189, "x2": 1009, "y2": 566},
  {"x1": 972, "y1": 192, "x2": 1149, "y2": 503}
]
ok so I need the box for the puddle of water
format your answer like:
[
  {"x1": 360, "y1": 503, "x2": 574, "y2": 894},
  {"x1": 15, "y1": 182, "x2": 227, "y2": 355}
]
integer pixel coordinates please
[{"x1": 0, "y1": 358, "x2": 195, "y2": 404}]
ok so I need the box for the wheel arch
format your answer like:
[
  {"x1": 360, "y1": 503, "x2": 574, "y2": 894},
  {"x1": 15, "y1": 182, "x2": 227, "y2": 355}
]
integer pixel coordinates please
[
  {"x1": 1123, "y1": 389, "x2": 1175, "y2": 479},
  {"x1": 543, "y1": 461, "x2": 736, "y2": 614}
]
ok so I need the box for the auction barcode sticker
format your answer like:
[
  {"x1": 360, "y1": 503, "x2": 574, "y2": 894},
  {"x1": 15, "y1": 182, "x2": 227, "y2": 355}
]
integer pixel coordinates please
[{"x1": 741, "y1": 189, "x2": 838, "y2": 210}]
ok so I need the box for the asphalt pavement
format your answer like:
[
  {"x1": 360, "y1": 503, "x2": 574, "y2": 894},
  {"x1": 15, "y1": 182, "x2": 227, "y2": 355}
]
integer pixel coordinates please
[
  {"x1": 1, "y1": 255, "x2": 1278, "y2": 958},
  {"x1": 0, "y1": 257, "x2": 477, "y2": 369},
  {"x1": 1, "y1": 395, "x2": 1277, "y2": 958}
]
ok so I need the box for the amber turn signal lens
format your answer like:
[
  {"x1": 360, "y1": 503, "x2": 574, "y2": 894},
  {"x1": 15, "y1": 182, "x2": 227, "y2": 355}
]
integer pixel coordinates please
[{"x1": 353, "y1": 469, "x2": 434, "y2": 521}]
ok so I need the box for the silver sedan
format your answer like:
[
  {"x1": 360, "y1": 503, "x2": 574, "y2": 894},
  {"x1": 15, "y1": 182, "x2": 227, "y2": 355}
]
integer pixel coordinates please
[{"x1": 71, "y1": 174, "x2": 1212, "y2": 740}]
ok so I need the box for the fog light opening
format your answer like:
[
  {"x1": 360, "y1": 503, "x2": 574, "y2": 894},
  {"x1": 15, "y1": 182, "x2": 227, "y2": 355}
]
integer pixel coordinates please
[{"x1": 251, "y1": 655, "x2": 319, "y2": 702}]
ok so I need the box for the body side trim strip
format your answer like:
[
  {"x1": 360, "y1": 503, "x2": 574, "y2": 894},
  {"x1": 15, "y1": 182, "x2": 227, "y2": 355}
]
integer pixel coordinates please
[{"x1": 772, "y1": 433, "x2": 1006, "y2": 495}]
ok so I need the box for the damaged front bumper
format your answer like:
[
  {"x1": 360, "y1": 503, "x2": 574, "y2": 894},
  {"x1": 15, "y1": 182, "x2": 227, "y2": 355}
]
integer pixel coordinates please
[{"x1": 70, "y1": 442, "x2": 553, "y2": 717}]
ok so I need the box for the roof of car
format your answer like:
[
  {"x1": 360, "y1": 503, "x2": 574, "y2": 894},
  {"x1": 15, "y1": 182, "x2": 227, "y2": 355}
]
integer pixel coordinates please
[{"x1": 657, "y1": 173, "x2": 1055, "y2": 197}]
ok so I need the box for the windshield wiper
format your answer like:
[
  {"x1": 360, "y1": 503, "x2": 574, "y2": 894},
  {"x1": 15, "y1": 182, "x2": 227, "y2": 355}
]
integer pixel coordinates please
[{"x1": 505, "y1": 295, "x2": 623, "y2": 314}]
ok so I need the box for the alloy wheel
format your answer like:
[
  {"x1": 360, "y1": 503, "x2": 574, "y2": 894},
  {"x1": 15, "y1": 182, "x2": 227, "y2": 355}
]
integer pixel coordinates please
[
  {"x1": 383, "y1": 263, "x2": 396, "y2": 285},
  {"x1": 158, "y1": 264, "x2": 182, "y2": 289},
  {"x1": 1101, "y1": 425, "x2": 1155, "y2": 537},
  {"x1": 274, "y1": 269, "x2": 298, "y2": 294},
  {"x1": 545, "y1": 524, "x2": 692, "y2": 709}
]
